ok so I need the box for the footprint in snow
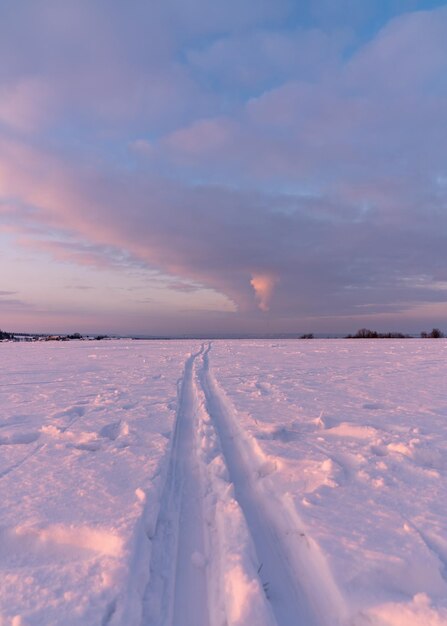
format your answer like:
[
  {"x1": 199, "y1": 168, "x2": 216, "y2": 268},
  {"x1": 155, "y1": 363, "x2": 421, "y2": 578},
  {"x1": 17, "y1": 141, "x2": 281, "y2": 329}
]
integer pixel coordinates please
[
  {"x1": 68, "y1": 442, "x2": 101, "y2": 452},
  {"x1": 54, "y1": 405, "x2": 86, "y2": 419},
  {"x1": 362, "y1": 402, "x2": 384, "y2": 410},
  {"x1": 0, "y1": 432, "x2": 40, "y2": 445},
  {"x1": 99, "y1": 420, "x2": 129, "y2": 441}
]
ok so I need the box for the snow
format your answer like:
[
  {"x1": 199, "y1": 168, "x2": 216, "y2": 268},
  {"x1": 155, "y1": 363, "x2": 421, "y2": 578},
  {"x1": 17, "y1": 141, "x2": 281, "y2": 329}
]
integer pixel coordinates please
[
  {"x1": 0, "y1": 340, "x2": 196, "y2": 626},
  {"x1": 1, "y1": 339, "x2": 447, "y2": 625}
]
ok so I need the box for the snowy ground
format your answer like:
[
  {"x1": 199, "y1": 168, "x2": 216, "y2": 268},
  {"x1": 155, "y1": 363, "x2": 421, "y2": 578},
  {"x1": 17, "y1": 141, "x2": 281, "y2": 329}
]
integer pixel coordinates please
[{"x1": 1, "y1": 339, "x2": 447, "y2": 626}]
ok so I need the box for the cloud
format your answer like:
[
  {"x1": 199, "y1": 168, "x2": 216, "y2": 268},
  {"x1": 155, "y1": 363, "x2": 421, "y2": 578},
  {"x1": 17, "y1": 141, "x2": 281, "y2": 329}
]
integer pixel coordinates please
[
  {"x1": 0, "y1": 0, "x2": 291, "y2": 136},
  {"x1": 187, "y1": 27, "x2": 344, "y2": 93},
  {"x1": 0, "y1": 78, "x2": 54, "y2": 131},
  {"x1": 17, "y1": 236, "x2": 138, "y2": 271},
  {"x1": 0, "y1": 295, "x2": 33, "y2": 311},
  {"x1": 250, "y1": 274, "x2": 278, "y2": 311},
  {"x1": 167, "y1": 281, "x2": 202, "y2": 293},
  {"x1": 1, "y1": 3, "x2": 447, "y2": 331}
]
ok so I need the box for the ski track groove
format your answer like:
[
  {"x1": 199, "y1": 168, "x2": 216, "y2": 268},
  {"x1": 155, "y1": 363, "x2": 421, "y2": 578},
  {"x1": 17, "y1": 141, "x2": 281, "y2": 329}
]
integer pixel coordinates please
[{"x1": 142, "y1": 345, "x2": 210, "y2": 626}]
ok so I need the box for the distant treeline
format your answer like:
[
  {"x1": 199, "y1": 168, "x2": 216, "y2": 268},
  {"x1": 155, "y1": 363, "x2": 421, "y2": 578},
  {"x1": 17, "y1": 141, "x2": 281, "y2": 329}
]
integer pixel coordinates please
[
  {"x1": 2, "y1": 327, "x2": 445, "y2": 342},
  {"x1": 345, "y1": 328, "x2": 444, "y2": 339}
]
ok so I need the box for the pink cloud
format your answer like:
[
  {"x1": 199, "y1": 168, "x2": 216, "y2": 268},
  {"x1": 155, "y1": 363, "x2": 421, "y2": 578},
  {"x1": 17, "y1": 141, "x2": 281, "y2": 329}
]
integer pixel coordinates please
[
  {"x1": 164, "y1": 118, "x2": 233, "y2": 156},
  {"x1": 250, "y1": 273, "x2": 278, "y2": 311}
]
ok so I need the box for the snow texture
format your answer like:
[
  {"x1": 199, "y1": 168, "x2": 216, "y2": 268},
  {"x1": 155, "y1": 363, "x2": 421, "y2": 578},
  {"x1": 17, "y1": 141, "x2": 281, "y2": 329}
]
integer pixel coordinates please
[{"x1": 1, "y1": 339, "x2": 447, "y2": 626}]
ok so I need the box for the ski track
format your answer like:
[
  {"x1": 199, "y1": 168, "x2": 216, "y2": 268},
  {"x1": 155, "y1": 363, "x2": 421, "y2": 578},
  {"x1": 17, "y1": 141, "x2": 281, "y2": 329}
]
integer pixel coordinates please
[
  {"x1": 142, "y1": 342, "x2": 344, "y2": 626},
  {"x1": 142, "y1": 345, "x2": 210, "y2": 626},
  {"x1": 199, "y1": 344, "x2": 333, "y2": 626}
]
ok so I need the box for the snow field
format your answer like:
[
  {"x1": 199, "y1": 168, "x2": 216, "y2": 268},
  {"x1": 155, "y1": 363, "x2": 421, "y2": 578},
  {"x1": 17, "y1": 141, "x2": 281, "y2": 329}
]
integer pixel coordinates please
[{"x1": 1, "y1": 339, "x2": 447, "y2": 625}]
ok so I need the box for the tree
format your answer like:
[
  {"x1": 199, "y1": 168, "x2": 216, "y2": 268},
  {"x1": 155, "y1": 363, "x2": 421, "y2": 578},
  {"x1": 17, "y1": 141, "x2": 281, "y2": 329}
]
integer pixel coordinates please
[
  {"x1": 355, "y1": 328, "x2": 378, "y2": 338},
  {"x1": 430, "y1": 328, "x2": 444, "y2": 338},
  {"x1": 421, "y1": 328, "x2": 444, "y2": 338}
]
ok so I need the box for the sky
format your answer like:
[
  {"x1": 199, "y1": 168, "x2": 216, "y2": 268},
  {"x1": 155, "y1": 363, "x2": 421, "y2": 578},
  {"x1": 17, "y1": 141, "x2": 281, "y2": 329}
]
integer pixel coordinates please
[{"x1": 1, "y1": 0, "x2": 447, "y2": 336}]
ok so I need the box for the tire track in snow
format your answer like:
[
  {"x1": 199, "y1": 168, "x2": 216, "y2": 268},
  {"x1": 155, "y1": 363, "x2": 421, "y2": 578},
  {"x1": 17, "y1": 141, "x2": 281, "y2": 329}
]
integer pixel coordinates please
[
  {"x1": 142, "y1": 345, "x2": 210, "y2": 626},
  {"x1": 199, "y1": 343, "x2": 346, "y2": 626}
]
